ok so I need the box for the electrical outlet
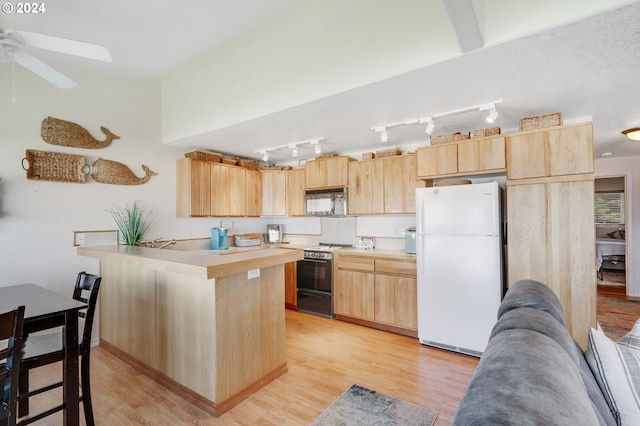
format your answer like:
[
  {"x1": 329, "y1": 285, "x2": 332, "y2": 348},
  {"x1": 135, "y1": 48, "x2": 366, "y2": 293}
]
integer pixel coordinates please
[
  {"x1": 248, "y1": 269, "x2": 260, "y2": 279},
  {"x1": 399, "y1": 228, "x2": 406, "y2": 236}
]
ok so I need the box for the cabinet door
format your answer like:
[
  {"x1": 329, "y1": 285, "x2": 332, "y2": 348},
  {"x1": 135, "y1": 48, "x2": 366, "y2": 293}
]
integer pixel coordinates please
[
  {"x1": 229, "y1": 167, "x2": 246, "y2": 216},
  {"x1": 383, "y1": 155, "x2": 424, "y2": 214},
  {"x1": 417, "y1": 144, "x2": 458, "y2": 178},
  {"x1": 349, "y1": 160, "x2": 384, "y2": 214},
  {"x1": 288, "y1": 169, "x2": 306, "y2": 216},
  {"x1": 458, "y1": 137, "x2": 506, "y2": 174},
  {"x1": 325, "y1": 157, "x2": 349, "y2": 188},
  {"x1": 176, "y1": 159, "x2": 211, "y2": 217},
  {"x1": 395, "y1": 276, "x2": 417, "y2": 330},
  {"x1": 262, "y1": 170, "x2": 287, "y2": 216},
  {"x1": 211, "y1": 163, "x2": 230, "y2": 216},
  {"x1": 547, "y1": 124, "x2": 593, "y2": 176},
  {"x1": 245, "y1": 169, "x2": 262, "y2": 217},
  {"x1": 304, "y1": 160, "x2": 325, "y2": 189},
  {"x1": 335, "y1": 270, "x2": 375, "y2": 321},
  {"x1": 507, "y1": 183, "x2": 548, "y2": 285},
  {"x1": 284, "y1": 261, "x2": 297, "y2": 309},
  {"x1": 506, "y1": 132, "x2": 547, "y2": 179}
]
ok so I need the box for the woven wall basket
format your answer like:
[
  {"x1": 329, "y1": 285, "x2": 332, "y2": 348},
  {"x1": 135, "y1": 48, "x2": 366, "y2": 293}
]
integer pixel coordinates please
[
  {"x1": 22, "y1": 149, "x2": 88, "y2": 183},
  {"x1": 41, "y1": 116, "x2": 120, "y2": 149},
  {"x1": 90, "y1": 158, "x2": 157, "y2": 185}
]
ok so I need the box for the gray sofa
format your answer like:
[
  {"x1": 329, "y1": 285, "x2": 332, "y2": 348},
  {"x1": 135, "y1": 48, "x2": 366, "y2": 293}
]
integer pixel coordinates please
[{"x1": 452, "y1": 279, "x2": 616, "y2": 425}]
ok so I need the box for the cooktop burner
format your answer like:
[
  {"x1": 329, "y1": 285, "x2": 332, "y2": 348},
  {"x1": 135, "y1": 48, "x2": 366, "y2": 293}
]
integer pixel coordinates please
[{"x1": 304, "y1": 243, "x2": 352, "y2": 252}]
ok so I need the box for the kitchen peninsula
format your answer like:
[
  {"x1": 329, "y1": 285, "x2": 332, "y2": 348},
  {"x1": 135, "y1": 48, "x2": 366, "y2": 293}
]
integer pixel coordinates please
[{"x1": 78, "y1": 244, "x2": 302, "y2": 416}]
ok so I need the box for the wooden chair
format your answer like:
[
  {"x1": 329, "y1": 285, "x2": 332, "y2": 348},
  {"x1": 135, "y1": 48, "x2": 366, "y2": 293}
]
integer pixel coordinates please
[
  {"x1": 1, "y1": 305, "x2": 26, "y2": 426},
  {"x1": 17, "y1": 272, "x2": 101, "y2": 426}
]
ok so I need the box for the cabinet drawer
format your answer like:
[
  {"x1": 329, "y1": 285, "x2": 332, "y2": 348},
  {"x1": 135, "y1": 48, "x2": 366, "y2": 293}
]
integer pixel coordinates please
[
  {"x1": 337, "y1": 256, "x2": 375, "y2": 271},
  {"x1": 375, "y1": 260, "x2": 416, "y2": 277}
]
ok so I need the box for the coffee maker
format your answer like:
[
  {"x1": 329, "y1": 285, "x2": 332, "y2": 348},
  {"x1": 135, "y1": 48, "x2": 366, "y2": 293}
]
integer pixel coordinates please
[
  {"x1": 266, "y1": 224, "x2": 283, "y2": 244},
  {"x1": 210, "y1": 227, "x2": 228, "y2": 250}
]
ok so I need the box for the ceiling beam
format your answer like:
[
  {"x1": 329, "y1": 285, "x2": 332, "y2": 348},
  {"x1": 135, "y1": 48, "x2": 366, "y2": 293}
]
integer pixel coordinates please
[{"x1": 443, "y1": 0, "x2": 484, "y2": 52}]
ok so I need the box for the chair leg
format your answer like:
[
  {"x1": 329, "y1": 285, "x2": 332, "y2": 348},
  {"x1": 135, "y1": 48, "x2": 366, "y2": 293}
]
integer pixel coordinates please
[
  {"x1": 18, "y1": 370, "x2": 29, "y2": 418},
  {"x1": 80, "y1": 354, "x2": 94, "y2": 426}
]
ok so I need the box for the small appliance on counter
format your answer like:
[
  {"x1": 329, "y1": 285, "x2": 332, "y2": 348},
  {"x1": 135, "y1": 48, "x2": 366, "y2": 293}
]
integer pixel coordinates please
[
  {"x1": 405, "y1": 227, "x2": 416, "y2": 254},
  {"x1": 266, "y1": 224, "x2": 283, "y2": 244},
  {"x1": 210, "y1": 227, "x2": 228, "y2": 250}
]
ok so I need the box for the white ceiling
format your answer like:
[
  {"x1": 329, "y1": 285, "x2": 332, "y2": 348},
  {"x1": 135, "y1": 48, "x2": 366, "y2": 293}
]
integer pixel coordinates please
[{"x1": 2, "y1": 0, "x2": 640, "y2": 163}]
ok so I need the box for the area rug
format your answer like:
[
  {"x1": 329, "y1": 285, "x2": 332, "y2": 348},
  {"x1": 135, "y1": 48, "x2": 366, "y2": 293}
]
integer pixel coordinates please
[{"x1": 310, "y1": 384, "x2": 438, "y2": 426}]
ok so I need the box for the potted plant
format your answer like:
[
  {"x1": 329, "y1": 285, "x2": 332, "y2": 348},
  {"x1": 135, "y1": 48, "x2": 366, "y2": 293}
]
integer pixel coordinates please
[{"x1": 108, "y1": 201, "x2": 152, "y2": 245}]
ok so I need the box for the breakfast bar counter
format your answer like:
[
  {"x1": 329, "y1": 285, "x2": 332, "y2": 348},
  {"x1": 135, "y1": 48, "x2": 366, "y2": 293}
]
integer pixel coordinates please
[{"x1": 78, "y1": 244, "x2": 303, "y2": 416}]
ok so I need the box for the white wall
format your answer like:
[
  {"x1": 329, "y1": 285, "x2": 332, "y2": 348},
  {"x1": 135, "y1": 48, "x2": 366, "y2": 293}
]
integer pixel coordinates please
[{"x1": 595, "y1": 155, "x2": 640, "y2": 297}]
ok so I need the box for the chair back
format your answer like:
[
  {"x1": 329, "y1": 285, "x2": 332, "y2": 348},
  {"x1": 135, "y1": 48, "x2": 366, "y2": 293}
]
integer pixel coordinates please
[
  {"x1": 1, "y1": 305, "x2": 25, "y2": 426},
  {"x1": 72, "y1": 272, "x2": 101, "y2": 350}
]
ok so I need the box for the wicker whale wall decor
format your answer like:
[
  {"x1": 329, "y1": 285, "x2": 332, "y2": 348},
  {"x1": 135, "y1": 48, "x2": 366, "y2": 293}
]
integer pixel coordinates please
[
  {"x1": 41, "y1": 116, "x2": 121, "y2": 149},
  {"x1": 90, "y1": 158, "x2": 157, "y2": 185},
  {"x1": 22, "y1": 149, "x2": 89, "y2": 183}
]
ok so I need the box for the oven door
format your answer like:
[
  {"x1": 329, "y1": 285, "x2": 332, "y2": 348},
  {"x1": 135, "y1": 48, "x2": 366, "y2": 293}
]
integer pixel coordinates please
[{"x1": 296, "y1": 258, "x2": 333, "y2": 294}]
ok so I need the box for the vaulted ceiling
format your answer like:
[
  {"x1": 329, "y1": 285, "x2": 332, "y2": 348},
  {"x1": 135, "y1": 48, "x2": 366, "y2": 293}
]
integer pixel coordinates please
[{"x1": 2, "y1": 0, "x2": 639, "y2": 163}]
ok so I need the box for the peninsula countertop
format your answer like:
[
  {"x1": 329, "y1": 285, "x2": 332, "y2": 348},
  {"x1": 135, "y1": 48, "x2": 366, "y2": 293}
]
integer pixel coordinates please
[{"x1": 78, "y1": 244, "x2": 303, "y2": 280}]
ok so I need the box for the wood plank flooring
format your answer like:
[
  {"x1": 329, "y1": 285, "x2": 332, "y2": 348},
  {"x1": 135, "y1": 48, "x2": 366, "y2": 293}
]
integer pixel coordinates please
[{"x1": 21, "y1": 310, "x2": 478, "y2": 425}]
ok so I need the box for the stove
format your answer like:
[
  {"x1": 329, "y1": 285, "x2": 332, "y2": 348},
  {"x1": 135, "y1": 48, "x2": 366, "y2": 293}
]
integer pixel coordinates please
[{"x1": 296, "y1": 243, "x2": 351, "y2": 319}]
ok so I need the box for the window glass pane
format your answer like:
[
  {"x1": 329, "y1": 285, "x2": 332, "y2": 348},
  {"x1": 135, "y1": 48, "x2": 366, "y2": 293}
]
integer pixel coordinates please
[{"x1": 594, "y1": 192, "x2": 624, "y2": 224}]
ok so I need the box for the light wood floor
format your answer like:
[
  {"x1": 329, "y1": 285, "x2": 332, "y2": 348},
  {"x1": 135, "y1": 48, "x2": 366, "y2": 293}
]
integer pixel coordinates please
[{"x1": 22, "y1": 310, "x2": 478, "y2": 425}]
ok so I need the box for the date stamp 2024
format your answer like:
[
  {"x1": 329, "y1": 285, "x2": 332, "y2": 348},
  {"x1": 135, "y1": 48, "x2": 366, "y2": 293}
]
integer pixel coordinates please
[{"x1": 2, "y1": 2, "x2": 46, "y2": 14}]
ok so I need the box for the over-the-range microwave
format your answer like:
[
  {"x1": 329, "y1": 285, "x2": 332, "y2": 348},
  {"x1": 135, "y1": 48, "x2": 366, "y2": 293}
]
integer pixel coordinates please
[{"x1": 304, "y1": 188, "x2": 348, "y2": 217}]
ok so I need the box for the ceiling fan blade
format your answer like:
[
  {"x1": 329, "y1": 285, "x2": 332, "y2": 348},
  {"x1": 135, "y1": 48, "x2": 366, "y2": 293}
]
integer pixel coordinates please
[
  {"x1": 9, "y1": 48, "x2": 77, "y2": 89},
  {"x1": 13, "y1": 29, "x2": 112, "y2": 62}
]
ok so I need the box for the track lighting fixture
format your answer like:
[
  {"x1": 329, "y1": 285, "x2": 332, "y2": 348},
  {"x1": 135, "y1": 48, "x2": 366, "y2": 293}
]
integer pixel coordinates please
[
  {"x1": 486, "y1": 107, "x2": 498, "y2": 123},
  {"x1": 372, "y1": 100, "x2": 502, "y2": 141},
  {"x1": 255, "y1": 138, "x2": 325, "y2": 160}
]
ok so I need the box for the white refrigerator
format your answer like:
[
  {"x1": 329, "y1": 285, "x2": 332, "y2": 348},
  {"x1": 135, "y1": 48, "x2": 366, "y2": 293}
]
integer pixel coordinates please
[{"x1": 416, "y1": 181, "x2": 504, "y2": 357}]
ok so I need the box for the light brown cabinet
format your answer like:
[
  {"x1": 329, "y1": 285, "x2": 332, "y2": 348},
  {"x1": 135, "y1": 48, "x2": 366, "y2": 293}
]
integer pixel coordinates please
[
  {"x1": 506, "y1": 122, "x2": 595, "y2": 349},
  {"x1": 335, "y1": 253, "x2": 417, "y2": 336},
  {"x1": 417, "y1": 136, "x2": 506, "y2": 179},
  {"x1": 287, "y1": 168, "x2": 306, "y2": 216},
  {"x1": 177, "y1": 159, "x2": 261, "y2": 218},
  {"x1": 348, "y1": 155, "x2": 425, "y2": 215},
  {"x1": 284, "y1": 261, "x2": 297, "y2": 310},
  {"x1": 383, "y1": 154, "x2": 425, "y2": 214},
  {"x1": 506, "y1": 123, "x2": 593, "y2": 180},
  {"x1": 348, "y1": 159, "x2": 384, "y2": 215},
  {"x1": 261, "y1": 170, "x2": 288, "y2": 216},
  {"x1": 176, "y1": 158, "x2": 211, "y2": 217},
  {"x1": 304, "y1": 156, "x2": 352, "y2": 189}
]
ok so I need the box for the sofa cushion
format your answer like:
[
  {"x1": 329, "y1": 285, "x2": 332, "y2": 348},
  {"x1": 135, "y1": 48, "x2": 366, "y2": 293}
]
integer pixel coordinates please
[
  {"x1": 618, "y1": 319, "x2": 640, "y2": 355},
  {"x1": 492, "y1": 308, "x2": 616, "y2": 425},
  {"x1": 497, "y1": 280, "x2": 566, "y2": 326},
  {"x1": 586, "y1": 326, "x2": 640, "y2": 425},
  {"x1": 453, "y1": 328, "x2": 602, "y2": 425}
]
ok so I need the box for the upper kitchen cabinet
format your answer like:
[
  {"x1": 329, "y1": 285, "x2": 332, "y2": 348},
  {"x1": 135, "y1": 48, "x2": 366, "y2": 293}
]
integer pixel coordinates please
[
  {"x1": 245, "y1": 169, "x2": 262, "y2": 217},
  {"x1": 288, "y1": 168, "x2": 306, "y2": 216},
  {"x1": 417, "y1": 136, "x2": 506, "y2": 179},
  {"x1": 261, "y1": 170, "x2": 288, "y2": 216},
  {"x1": 383, "y1": 154, "x2": 425, "y2": 214},
  {"x1": 304, "y1": 156, "x2": 353, "y2": 189},
  {"x1": 176, "y1": 159, "x2": 261, "y2": 218},
  {"x1": 348, "y1": 159, "x2": 384, "y2": 215},
  {"x1": 506, "y1": 123, "x2": 593, "y2": 180},
  {"x1": 176, "y1": 158, "x2": 211, "y2": 217}
]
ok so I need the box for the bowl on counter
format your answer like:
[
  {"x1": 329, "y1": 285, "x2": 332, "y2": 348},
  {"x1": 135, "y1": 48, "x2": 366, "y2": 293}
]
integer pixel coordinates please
[{"x1": 234, "y1": 233, "x2": 263, "y2": 247}]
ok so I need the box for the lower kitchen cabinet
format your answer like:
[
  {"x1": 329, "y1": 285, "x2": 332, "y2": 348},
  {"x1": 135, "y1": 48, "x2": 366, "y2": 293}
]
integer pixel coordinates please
[
  {"x1": 284, "y1": 261, "x2": 297, "y2": 310},
  {"x1": 335, "y1": 253, "x2": 417, "y2": 337}
]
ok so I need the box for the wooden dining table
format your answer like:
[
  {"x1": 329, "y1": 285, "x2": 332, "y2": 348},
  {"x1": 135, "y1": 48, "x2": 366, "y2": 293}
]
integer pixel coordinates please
[{"x1": 0, "y1": 283, "x2": 88, "y2": 426}]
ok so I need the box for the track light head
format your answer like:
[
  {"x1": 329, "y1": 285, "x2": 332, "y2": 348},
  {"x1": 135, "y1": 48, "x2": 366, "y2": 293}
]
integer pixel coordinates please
[
  {"x1": 486, "y1": 107, "x2": 498, "y2": 123},
  {"x1": 314, "y1": 142, "x2": 322, "y2": 154},
  {"x1": 262, "y1": 151, "x2": 269, "y2": 162},
  {"x1": 380, "y1": 129, "x2": 388, "y2": 143},
  {"x1": 424, "y1": 117, "x2": 435, "y2": 135}
]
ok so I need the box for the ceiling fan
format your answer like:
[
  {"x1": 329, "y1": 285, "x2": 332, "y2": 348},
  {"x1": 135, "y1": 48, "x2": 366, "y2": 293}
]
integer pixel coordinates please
[{"x1": 0, "y1": 28, "x2": 111, "y2": 89}]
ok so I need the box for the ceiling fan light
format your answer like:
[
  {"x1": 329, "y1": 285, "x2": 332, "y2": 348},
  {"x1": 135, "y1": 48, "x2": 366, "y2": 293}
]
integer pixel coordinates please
[{"x1": 622, "y1": 128, "x2": 640, "y2": 141}]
